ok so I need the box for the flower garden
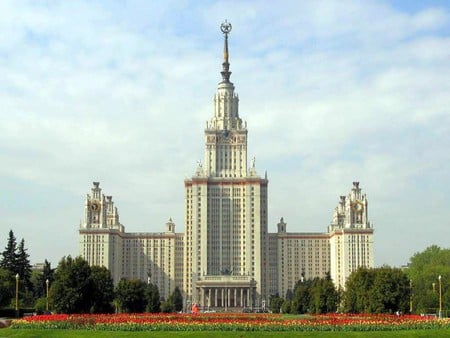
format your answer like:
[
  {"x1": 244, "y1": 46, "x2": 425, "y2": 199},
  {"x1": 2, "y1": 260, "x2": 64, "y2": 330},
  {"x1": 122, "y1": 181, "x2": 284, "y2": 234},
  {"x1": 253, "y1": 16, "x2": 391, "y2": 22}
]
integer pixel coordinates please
[{"x1": 10, "y1": 313, "x2": 450, "y2": 332}]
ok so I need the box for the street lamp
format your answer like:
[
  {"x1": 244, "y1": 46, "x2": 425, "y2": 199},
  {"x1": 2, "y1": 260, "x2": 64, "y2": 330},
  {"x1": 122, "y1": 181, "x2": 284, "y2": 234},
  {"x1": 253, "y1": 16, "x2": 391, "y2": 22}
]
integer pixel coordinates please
[
  {"x1": 15, "y1": 273, "x2": 19, "y2": 316},
  {"x1": 409, "y1": 280, "x2": 413, "y2": 314},
  {"x1": 46, "y1": 279, "x2": 49, "y2": 312},
  {"x1": 439, "y1": 275, "x2": 442, "y2": 319}
]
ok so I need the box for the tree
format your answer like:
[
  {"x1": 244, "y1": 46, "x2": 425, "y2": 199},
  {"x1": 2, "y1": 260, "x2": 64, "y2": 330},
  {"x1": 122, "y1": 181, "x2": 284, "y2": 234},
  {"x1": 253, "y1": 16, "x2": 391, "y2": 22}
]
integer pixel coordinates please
[
  {"x1": 161, "y1": 300, "x2": 175, "y2": 313},
  {"x1": 285, "y1": 289, "x2": 294, "y2": 301},
  {"x1": 281, "y1": 299, "x2": 292, "y2": 313},
  {"x1": 171, "y1": 287, "x2": 183, "y2": 312},
  {"x1": 292, "y1": 279, "x2": 312, "y2": 314},
  {"x1": 342, "y1": 267, "x2": 374, "y2": 313},
  {"x1": 0, "y1": 230, "x2": 17, "y2": 272},
  {"x1": 406, "y1": 245, "x2": 450, "y2": 314},
  {"x1": 160, "y1": 287, "x2": 183, "y2": 313},
  {"x1": 309, "y1": 275, "x2": 339, "y2": 314},
  {"x1": 90, "y1": 266, "x2": 115, "y2": 313},
  {"x1": 34, "y1": 297, "x2": 48, "y2": 314},
  {"x1": 33, "y1": 259, "x2": 55, "y2": 299},
  {"x1": 343, "y1": 266, "x2": 410, "y2": 314},
  {"x1": 16, "y1": 238, "x2": 32, "y2": 289},
  {"x1": 146, "y1": 283, "x2": 161, "y2": 313},
  {"x1": 50, "y1": 256, "x2": 94, "y2": 314},
  {"x1": 369, "y1": 266, "x2": 409, "y2": 314},
  {"x1": 0, "y1": 268, "x2": 14, "y2": 307},
  {"x1": 115, "y1": 279, "x2": 147, "y2": 313},
  {"x1": 269, "y1": 293, "x2": 284, "y2": 313}
]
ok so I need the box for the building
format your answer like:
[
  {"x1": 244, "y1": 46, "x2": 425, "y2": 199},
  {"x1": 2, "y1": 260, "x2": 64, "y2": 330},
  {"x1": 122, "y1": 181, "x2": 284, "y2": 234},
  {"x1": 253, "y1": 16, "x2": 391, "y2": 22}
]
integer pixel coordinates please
[
  {"x1": 328, "y1": 182, "x2": 374, "y2": 289},
  {"x1": 79, "y1": 22, "x2": 374, "y2": 308}
]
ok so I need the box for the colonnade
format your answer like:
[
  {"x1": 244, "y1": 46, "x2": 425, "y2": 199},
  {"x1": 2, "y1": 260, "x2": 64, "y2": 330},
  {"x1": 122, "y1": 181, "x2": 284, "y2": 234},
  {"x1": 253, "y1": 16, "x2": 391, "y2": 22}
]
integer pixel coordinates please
[{"x1": 197, "y1": 286, "x2": 254, "y2": 309}]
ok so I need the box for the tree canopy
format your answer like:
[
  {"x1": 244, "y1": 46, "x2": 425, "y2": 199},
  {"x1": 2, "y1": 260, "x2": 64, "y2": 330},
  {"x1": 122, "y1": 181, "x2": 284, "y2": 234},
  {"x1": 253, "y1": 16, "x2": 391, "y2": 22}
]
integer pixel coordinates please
[
  {"x1": 269, "y1": 293, "x2": 283, "y2": 313},
  {"x1": 270, "y1": 275, "x2": 338, "y2": 314},
  {"x1": 146, "y1": 282, "x2": 161, "y2": 313},
  {"x1": 0, "y1": 230, "x2": 35, "y2": 307},
  {"x1": 50, "y1": 256, "x2": 114, "y2": 314},
  {"x1": 90, "y1": 266, "x2": 115, "y2": 313},
  {"x1": 160, "y1": 286, "x2": 184, "y2": 313},
  {"x1": 0, "y1": 230, "x2": 18, "y2": 272},
  {"x1": 0, "y1": 268, "x2": 14, "y2": 307},
  {"x1": 171, "y1": 286, "x2": 183, "y2": 312},
  {"x1": 343, "y1": 266, "x2": 410, "y2": 314},
  {"x1": 16, "y1": 238, "x2": 32, "y2": 289},
  {"x1": 33, "y1": 259, "x2": 54, "y2": 299},
  {"x1": 115, "y1": 279, "x2": 147, "y2": 313},
  {"x1": 407, "y1": 245, "x2": 450, "y2": 314}
]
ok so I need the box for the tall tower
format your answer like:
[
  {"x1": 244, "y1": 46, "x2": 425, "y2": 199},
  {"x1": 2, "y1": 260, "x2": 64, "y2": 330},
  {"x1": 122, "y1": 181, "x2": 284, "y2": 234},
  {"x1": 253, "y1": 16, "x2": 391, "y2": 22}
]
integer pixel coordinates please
[
  {"x1": 184, "y1": 21, "x2": 269, "y2": 310},
  {"x1": 328, "y1": 182, "x2": 374, "y2": 288}
]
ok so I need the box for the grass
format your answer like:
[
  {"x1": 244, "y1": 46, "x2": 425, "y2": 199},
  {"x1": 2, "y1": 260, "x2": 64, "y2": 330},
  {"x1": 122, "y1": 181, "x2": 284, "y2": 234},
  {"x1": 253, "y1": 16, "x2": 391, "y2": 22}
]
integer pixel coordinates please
[{"x1": 2, "y1": 329, "x2": 450, "y2": 338}]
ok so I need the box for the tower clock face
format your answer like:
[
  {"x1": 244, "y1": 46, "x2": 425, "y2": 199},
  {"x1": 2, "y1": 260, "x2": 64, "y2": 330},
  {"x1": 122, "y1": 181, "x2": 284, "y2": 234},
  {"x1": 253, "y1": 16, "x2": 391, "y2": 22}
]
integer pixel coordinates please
[
  {"x1": 353, "y1": 202, "x2": 363, "y2": 212},
  {"x1": 91, "y1": 202, "x2": 100, "y2": 211}
]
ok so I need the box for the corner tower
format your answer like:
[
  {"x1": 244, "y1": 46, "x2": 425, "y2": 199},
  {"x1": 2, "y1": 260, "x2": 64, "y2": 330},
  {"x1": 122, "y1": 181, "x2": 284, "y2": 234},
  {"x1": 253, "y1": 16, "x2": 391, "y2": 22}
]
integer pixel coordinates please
[
  {"x1": 184, "y1": 21, "x2": 269, "y2": 310},
  {"x1": 328, "y1": 182, "x2": 374, "y2": 288}
]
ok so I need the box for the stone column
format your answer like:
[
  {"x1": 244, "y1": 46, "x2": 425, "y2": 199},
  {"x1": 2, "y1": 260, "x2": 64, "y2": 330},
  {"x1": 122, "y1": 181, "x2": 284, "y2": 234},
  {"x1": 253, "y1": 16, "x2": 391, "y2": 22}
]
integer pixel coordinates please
[
  {"x1": 234, "y1": 288, "x2": 237, "y2": 307},
  {"x1": 201, "y1": 288, "x2": 205, "y2": 309},
  {"x1": 247, "y1": 287, "x2": 250, "y2": 307},
  {"x1": 240, "y1": 288, "x2": 244, "y2": 307}
]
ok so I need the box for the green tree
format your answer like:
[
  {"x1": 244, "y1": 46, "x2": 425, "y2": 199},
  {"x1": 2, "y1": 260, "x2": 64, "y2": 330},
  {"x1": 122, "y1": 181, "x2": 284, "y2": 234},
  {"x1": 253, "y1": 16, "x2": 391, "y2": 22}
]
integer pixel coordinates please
[
  {"x1": 146, "y1": 283, "x2": 161, "y2": 313},
  {"x1": 343, "y1": 266, "x2": 410, "y2": 314},
  {"x1": 33, "y1": 259, "x2": 54, "y2": 299},
  {"x1": 115, "y1": 279, "x2": 147, "y2": 313},
  {"x1": 407, "y1": 245, "x2": 450, "y2": 314},
  {"x1": 0, "y1": 268, "x2": 14, "y2": 307},
  {"x1": 285, "y1": 289, "x2": 293, "y2": 301},
  {"x1": 343, "y1": 267, "x2": 374, "y2": 313},
  {"x1": 16, "y1": 238, "x2": 32, "y2": 289},
  {"x1": 160, "y1": 287, "x2": 183, "y2": 313},
  {"x1": 368, "y1": 266, "x2": 410, "y2": 314},
  {"x1": 0, "y1": 230, "x2": 17, "y2": 272},
  {"x1": 90, "y1": 266, "x2": 115, "y2": 313},
  {"x1": 161, "y1": 299, "x2": 175, "y2": 313},
  {"x1": 50, "y1": 256, "x2": 94, "y2": 314},
  {"x1": 171, "y1": 286, "x2": 183, "y2": 312},
  {"x1": 34, "y1": 297, "x2": 48, "y2": 314},
  {"x1": 292, "y1": 279, "x2": 312, "y2": 314},
  {"x1": 269, "y1": 293, "x2": 284, "y2": 313},
  {"x1": 281, "y1": 299, "x2": 292, "y2": 313},
  {"x1": 309, "y1": 275, "x2": 338, "y2": 314}
]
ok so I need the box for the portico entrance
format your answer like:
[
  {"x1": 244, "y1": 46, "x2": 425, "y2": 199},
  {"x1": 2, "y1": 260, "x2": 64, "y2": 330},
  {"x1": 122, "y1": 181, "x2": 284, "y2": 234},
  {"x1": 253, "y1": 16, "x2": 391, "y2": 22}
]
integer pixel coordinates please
[{"x1": 195, "y1": 275, "x2": 256, "y2": 311}]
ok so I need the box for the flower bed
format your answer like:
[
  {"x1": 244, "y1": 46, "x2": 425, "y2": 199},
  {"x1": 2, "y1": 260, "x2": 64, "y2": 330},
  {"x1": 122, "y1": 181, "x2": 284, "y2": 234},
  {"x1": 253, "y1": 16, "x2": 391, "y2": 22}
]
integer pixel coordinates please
[{"x1": 11, "y1": 313, "x2": 450, "y2": 332}]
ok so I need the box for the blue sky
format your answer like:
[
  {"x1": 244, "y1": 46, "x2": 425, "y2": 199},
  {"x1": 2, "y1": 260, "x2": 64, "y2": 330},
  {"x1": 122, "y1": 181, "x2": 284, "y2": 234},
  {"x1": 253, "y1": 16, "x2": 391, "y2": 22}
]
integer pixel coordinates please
[{"x1": 0, "y1": 0, "x2": 449, "y2": 269}]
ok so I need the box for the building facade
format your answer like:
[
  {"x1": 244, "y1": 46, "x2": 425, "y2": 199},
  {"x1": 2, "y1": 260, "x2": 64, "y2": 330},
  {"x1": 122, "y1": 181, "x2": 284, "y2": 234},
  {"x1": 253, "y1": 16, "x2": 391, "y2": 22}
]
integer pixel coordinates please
[{"x1": 79, "y1": 23, "x2": 374, "y2": 308}]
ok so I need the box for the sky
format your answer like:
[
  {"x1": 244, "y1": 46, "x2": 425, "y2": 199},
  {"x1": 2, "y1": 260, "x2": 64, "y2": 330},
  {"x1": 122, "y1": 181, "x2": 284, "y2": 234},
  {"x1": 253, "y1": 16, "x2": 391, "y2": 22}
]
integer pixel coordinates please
[{"x1": 0, "y1": 0, "x2": 449, "y2": 269}]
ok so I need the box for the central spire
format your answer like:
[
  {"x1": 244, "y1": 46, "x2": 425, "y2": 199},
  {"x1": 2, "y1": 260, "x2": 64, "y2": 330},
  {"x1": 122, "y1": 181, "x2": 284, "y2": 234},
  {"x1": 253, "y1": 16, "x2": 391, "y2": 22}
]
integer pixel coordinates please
[{"x1": 220, "y1": 20, "x2": 232, "y2": 83}]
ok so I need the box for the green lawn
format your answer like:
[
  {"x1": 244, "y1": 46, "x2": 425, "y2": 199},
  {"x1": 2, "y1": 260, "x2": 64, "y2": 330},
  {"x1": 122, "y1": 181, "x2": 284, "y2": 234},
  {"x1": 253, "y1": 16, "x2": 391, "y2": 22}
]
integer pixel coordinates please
[{"x1": 2, "y1": 329, "x2": 450, "y2": 338}]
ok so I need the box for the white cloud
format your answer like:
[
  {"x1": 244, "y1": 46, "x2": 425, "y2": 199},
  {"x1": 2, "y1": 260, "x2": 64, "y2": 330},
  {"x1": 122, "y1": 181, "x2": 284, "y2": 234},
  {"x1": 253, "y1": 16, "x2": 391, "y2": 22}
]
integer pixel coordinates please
[{"x1": 0, "y1": 0, "x2": 449, "y2": 267}]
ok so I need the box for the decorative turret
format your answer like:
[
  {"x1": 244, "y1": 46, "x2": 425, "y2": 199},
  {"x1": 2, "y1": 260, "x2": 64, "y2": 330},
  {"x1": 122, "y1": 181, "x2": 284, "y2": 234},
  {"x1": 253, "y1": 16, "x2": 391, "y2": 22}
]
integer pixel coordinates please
[
  {"x1": 329, "y1": 182, "x2": 371, "y2": 231},
  {"x1": 81, "y1": 182, "x2": 123, "y2": 231},
  {"x1": 277, "y1": 217, "x2": 287, "y2": 233},
  {"x1": 166, "y1": 217, "x2": 176, "y2": 233}
]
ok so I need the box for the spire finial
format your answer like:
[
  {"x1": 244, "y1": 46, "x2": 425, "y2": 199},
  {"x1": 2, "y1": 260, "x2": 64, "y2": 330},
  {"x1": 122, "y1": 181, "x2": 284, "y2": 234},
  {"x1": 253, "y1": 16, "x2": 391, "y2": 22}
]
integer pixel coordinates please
[{"x1": 220, "y1": 20, "x2": 232, "y2": 83}]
